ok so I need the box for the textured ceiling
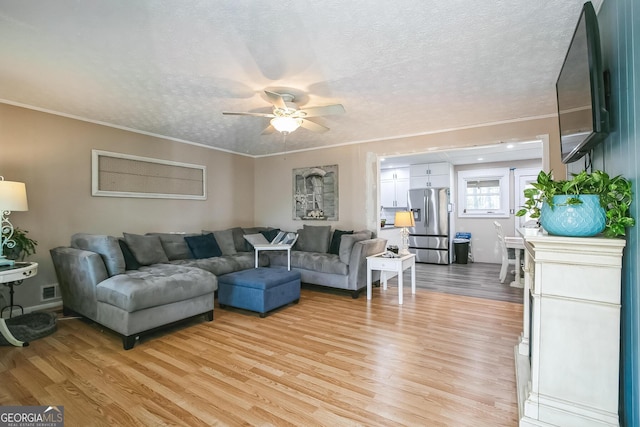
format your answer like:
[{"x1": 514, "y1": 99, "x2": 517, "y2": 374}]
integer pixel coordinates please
[{"x1": 0, "y1": 1, "x2": 601, "y2": 156}]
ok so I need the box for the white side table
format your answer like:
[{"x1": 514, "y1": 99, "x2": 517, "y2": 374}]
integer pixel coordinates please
[
  {"x1": 366, "y1": 253, "x2": 416, "y2": 304},
  {"x1": 0, "y1": 262, "x2": 38, "y2": 318},
  {"x1": 253, "y1": 244, "x2": 294, "y2": 271}
]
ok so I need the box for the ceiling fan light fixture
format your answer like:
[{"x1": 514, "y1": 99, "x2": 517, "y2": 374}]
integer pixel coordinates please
[{"x1": 271, "y1": 117, "x2": 302, "y2": 134}]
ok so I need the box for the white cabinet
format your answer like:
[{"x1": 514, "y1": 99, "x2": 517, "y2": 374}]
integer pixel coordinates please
[
  {"x1": 409, "y1": 162, "x2": 451, "y2": 188},
  {"x1": 516, "y1": 233, "x2": 625, "y2": 427},
  {"x1": 409, "y1": 175, "x2": 450, "y2": 189},
  {"x1": 380, "y1": 167, "x2": 409, "y2": 208}
]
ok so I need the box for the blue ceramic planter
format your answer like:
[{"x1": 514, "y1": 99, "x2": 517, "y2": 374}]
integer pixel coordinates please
[{"x1": 540, "y1": 195, "x2": 606, "y2": 237}]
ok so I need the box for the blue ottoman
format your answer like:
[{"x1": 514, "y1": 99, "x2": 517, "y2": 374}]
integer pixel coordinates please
[{"x1": 218, "y1": 268, "x2": 301, "y2": 317}]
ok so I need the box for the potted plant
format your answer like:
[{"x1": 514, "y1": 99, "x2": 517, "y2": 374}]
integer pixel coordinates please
[
  {"x1": 1, "y1": 227, "x2": 38, "y2": 261},
  {"x1": 516, "y1": 170, "x2": 634, "y2": 237}
]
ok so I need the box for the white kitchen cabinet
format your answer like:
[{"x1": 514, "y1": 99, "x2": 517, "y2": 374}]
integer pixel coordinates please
[
  {"x1": 409, "y1": 162, "x2": 451, "y2": 188},
  {"x1": 380, "y1": 167, "x2": 409, "y2": 208},
  {"x1": 409, "y1": 175, "x2": 450, "y2": 189},
  {"x1": 409, "y1": 162, "x2": 450, "y2": 176},
  {"x1": 516, "y1": 232, "x2": 625, "y2": 427}
]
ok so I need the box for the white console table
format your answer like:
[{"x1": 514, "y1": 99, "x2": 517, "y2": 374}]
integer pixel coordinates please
[{"x1": 515, "y1": 232, "x2": 625, "y2": 427}]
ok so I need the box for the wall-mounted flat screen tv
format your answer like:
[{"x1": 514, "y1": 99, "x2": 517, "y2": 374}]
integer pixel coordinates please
[{"x1": 556, "y1": 1, "x2": 609, "y2": 164}]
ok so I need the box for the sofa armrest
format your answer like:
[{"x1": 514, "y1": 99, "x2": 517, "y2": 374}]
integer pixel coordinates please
[
  {"x1": 50, "y1": 247, "x2": 109, "y2": 320},
  {"x1": 347, "y1": 237, "x2": 388, "y2": 291}
]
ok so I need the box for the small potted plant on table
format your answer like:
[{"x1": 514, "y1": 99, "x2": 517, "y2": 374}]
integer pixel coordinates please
[
  {"x1": 516, "y1": 170, "x2": 634, "y2": 237},
  {"x1": 1, "y1": 227, "x2": 38, "y2": 261}
]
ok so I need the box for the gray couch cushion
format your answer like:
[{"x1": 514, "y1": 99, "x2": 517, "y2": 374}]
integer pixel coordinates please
[
  {"x1": 123, "y1": 233, "x2": 169, "y2": 266},
  {"x1": 146, "y1": 232, "x2": 196, "y2": 260},
  {"x1": 269, "y1": 251, "x2": 348, "y2": 275},
  {"x1": 210, "y1": 229, "x2": 237, "y2": 256},
  {"x1": 230, "y1": 227, "x2": 247, "y2": 252},
  {"x1": 339, "y1": 231, "x2": 373, "y2": 264},
  {"x1": 96, "y1": 264, "x2": 216, "y2": 312},
  {"x1": 297, "y1": 225, "x2": 332, "y2": 253},
  {"x1": 170, "y1": 252, "x2": 257, "y2": 276},
  {"x1": 71, "y1": 233, "x2": 125, "y2": 276}
]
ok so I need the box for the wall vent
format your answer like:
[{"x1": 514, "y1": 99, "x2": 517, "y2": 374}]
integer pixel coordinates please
[{"x1": 41, "y1": 285, "x2": 58, "y2": 301}]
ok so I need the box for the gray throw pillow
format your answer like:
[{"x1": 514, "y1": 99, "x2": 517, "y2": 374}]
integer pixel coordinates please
[
  {"x1": 297, "y1": 225, "x2": 332, "y2": 253},
  {"x1": 210, "y1": 229, "x2": 237, "y2": 256},
  {"x1": 230, "y1": 227, "x2": 247, "y2": 252},
  {"x1": 123, "y1": 233, "x2": 169, "y2": 266},
  {"x1": 146, "y1": 232, "x2": 196, "y2": 260}
]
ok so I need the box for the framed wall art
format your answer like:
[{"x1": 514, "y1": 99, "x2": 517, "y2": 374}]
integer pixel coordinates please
[
  {"x1": 92, "y1": 150, "x2": 206, "y2": 200},
  {"x1": 292, "y1": 164, "x2": 338, "y2": 220}
]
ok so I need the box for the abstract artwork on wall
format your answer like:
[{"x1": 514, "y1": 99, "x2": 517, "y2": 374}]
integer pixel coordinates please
[{"x1": 292, "y1": 165, "x2": 338, "y2": 220}]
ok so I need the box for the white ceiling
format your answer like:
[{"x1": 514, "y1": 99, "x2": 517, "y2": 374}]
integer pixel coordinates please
[
  {"x1": 0, "y1": 1, "x2": 601, "y2": 157},
  {"x1": 380, "y1": 139, "x2": 543, "y2": 168}
]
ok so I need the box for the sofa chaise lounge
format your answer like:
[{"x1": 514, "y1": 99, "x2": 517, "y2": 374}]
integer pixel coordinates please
[{"x1": 50, "y1": 225, "x2": 386, "y2": 349}]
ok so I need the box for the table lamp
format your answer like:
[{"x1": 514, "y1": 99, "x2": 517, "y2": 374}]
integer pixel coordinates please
[
  {"x1": 0, "y1": 177, "x2": 29, "y2": 267},
  {"x1": 394, "y1": 211, "x2": 415, "y2": 256}
]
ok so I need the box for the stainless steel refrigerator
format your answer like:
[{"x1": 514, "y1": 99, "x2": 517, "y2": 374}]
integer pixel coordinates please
[{"x1": 407, "y1": 188, "x2": 450, "y2": 264}]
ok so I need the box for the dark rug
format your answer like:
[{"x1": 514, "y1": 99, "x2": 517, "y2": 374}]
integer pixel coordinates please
[{"x1": 0, "y1": 312, "x2": 57, "y2": 346}]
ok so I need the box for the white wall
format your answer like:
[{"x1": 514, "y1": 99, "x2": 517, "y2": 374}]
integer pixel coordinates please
[{"x1": 453, "y1": 159, "x2": 542, "y2": 263}]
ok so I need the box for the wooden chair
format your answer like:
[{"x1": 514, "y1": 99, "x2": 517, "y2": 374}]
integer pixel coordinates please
[{"x1": 494, "y1": 221, "x2": 516, "y2": 283}]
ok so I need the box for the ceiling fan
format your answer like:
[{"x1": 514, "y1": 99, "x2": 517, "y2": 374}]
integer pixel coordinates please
[{"x1": 222, "y1": 90, "x2": 345, "y2": 135}]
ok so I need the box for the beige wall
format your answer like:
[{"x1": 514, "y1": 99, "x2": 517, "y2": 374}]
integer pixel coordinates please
[
  {"x1": 253, "y1": 144, "x2": 374, "y2": 232},
  {"x1": 0, "y1": 104, "x2": 255, "y2": 309}
]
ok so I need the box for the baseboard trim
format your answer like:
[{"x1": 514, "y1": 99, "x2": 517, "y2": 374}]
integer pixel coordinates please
[{"x1": 1, "y1": 300, "x2": 63, "y2": 319}]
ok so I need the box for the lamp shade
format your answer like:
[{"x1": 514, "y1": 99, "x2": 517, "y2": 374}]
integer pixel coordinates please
[
  {"x1": 271, "y1": 117, "x2": 302, "y2": 134},
  {"x1": 0, "y1": 180, "x2": 28, "y2": 211},
  {"x1": 394, "y1": 211, "x2": 415, "y2": 227}
]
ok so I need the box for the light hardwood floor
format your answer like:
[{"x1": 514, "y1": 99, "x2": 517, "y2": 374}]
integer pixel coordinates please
[{"x1": 0, "y1": 264, "x2": 523, "y2": 426}]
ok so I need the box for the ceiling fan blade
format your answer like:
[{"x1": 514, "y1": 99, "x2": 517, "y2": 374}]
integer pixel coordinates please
[
  {"x1": 297, "y1": 104, "x2": 345, "y2": 118},
  {"x1": 261, "y1": 125, "x2": 276, "y2": 135},
  {"x1": 222, "y1": 111, "x2": 274, "y2": 118},
  {"x1": 264, "y1": 91, "x2": 288, "y2": 110},
  {"x1": 300, "y1": 119, "x2": 329, "y2": 133}
]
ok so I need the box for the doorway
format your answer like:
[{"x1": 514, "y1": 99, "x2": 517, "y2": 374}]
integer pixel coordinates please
[{"x1": 513, "y1": 167, "x2": 542, "y2": 235}]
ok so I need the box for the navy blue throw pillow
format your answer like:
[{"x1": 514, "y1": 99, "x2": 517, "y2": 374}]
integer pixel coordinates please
[
  {"x1": 118, "y1": 238, "x2": 141, "y2": 270},
  {"x1": 184, "y1": 233, "x2": 222, "y2": 259},
  {"x1": 329, "y1": 230, "x2": 353, "y2": 255},
  {"x1": 260, "y1": 228, "x2": 281, "y2": 243}
]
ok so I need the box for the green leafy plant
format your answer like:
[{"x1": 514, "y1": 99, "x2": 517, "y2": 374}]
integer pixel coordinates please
[
  {"x1": 516, "y1": 170, "x2": 635, "y2": 237},
  {"x1": 1, "y1": 227, "x2": 38, "y2": 261}
]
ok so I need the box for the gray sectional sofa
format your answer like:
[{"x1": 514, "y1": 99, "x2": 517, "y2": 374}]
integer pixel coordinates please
[{"x1": 50, "y1": 225, "x2": 386, "y2": 349}]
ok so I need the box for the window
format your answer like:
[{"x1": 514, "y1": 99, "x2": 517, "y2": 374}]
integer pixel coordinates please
[{"x1": 457, "y1": 168, "x2": 509, "y2": 217}]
